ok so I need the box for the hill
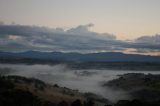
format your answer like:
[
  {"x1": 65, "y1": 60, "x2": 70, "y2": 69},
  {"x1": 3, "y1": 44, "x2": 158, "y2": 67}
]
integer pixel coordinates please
[
  {"x1": 0, "y1": 75, "x2": 109, "y2": 106},
  {"x1": 0, "y1": 51, "x2": 160, "y2": 62}
]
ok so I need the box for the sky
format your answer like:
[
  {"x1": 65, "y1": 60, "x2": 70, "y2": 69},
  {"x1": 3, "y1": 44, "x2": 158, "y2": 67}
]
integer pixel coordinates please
[
  {"x1": 0, "y1": 0, "x2": 160, "y2": 40},
  {"x1": 0, "y1": 0, "x2": 160, "y2": 55}
]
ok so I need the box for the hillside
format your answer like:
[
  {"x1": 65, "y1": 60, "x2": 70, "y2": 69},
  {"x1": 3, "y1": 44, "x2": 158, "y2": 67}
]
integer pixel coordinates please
[
  {"x1": 0, "y1": 51, "x2": 160, "y2": 62},
  {"x1": 2, "y1": 73, "x2": 160, "y2": 106},
  {"x1": 0, "y1": 75, "x2": 109, "y2": 106},
  {"x1": 104, "y1": 73, "x2": 160, "y2": 103}
]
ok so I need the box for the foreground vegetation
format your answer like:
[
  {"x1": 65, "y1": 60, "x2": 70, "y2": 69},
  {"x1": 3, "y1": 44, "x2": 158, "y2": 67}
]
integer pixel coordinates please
[
  {"x1": 1, "y1": 73, "x2": 160, "y2": 106},
  {"x1": 0, "y1": 75, "x2": 108, "y2": 106},
  {"x1": 105, "y1": 73, "x2": 160, "y2": 106}
]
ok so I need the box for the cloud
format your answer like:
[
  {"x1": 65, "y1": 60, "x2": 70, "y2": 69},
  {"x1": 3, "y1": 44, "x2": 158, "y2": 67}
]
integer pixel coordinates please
[
  {"x1": 135, "y1": 34, "x2": 160, "y2": 45},
  {"x1": 0, "y1": 24, "x2": 118, "y2": 52},
  {"x1": 8, "y1": 35, "x2": 20, "y2": 40},
  {"x1": 0, "y1": 21, "x2": 4, "y2": 25},
  {"x1": 130, "y1": 34, "x2": 160, "y2": 53},
  {"x1": 0, "y1": 24, "x2": 159, "y2": 55},
  {"x1": 67, "y1": 24, "x2": 116, "y2": 40}
]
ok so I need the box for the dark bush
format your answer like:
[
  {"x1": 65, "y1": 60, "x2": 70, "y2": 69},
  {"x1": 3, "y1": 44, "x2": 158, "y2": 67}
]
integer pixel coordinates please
[
  {"x1": 84, "y1": 98, "x2": 95, "y2": 106},
  {"x1": 71, "y1": 99, "x2": 82, "y2": 106},
  {"x1": 58, "y1": 101, "x2": 69, "y2": 106}
]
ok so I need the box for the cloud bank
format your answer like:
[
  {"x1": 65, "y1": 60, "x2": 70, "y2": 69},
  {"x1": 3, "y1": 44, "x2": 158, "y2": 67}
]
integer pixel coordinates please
[{"x1": 0, "y1": 24, "x2": 159, "y2": 55}]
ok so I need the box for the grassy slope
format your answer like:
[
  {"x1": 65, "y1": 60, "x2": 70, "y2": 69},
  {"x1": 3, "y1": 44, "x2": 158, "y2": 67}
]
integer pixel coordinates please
[
  {"x1": 105, "y1": 73, "x2": 160, "y2": 102},
  {"x1": 0, "y1": 75, "x2": 108, "y2": 106}
]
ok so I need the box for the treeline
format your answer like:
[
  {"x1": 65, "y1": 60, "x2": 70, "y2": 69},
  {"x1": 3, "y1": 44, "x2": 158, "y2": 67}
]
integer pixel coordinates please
[{"x1": 1, "y1": 57, "x2": 160, "y2": 70}]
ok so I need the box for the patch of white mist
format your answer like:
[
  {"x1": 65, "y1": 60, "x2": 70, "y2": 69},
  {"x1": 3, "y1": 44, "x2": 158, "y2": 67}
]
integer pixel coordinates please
[{"x1": 0, "y1": 64, "x2": 160, "y2": 102}]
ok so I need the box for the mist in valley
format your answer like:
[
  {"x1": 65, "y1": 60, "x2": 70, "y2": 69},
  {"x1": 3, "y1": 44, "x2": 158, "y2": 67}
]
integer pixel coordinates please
[{"x1": 1, "y1": 64, "x2": 160, "y2": 102}]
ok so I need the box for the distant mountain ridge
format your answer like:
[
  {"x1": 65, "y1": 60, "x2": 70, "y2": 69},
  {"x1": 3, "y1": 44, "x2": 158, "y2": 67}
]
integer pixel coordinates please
[{"x1": 0, "y1": 51, "x2": 160, "y2": 62}]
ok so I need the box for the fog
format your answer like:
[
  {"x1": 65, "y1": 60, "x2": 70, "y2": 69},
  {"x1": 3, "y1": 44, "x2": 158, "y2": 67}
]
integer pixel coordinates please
[{"x1": 1, "y1": 64, "x2": 160, "y2": 102}]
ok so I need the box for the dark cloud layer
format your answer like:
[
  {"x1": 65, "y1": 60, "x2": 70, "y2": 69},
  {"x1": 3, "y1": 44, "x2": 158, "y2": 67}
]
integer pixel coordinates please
[{"x1": 0, "y1": 24, "x2": 159, "y2": 55}]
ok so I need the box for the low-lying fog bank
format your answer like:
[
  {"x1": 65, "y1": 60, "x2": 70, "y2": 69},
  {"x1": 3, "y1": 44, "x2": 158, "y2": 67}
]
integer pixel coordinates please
[{"x1": 0, "y1": 64, "x2": 160, "y2": 102}]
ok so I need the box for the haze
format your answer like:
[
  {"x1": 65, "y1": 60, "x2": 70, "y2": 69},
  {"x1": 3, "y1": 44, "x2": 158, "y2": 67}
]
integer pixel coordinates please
[{"x1": 1, "y1": 64, "x2": 160, "y2": 102}]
